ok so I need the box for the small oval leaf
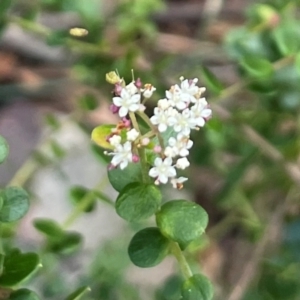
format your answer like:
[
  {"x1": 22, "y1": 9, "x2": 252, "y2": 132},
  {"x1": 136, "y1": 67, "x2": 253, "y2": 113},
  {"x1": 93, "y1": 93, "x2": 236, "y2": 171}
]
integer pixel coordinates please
[
  {"x1": 108, "y1": 163, "x2": 143, "y2": 192},
  {"x1": 128, "y1": 227, "x2": 170, "y2": 268},
  {"x1": 0, "y1": 249, "x2": 40, "y2": 286},
  {"x1": 240, "y1": 57, "x2": 273, "y2": 78},
  {"x1": 0, "y1": 135, "x2": 9, "y2": 164},
  {"x1": 116, "y1": 182, "x2": 161, "y2": 222},
  {"x1": 0, "y1": 187, "x2": 29, "y2": 223},
  {"x1": 156, "y1": 200, "x2": 208, "y2": 249},
  {"x1": 33, "y1": 218, "x2": 64, "y2": 238},
  {"x1": 181, "y1": 274, "x2": 214, "y2": 300},
  {"x1": 9, "y1": 288, "x2": 40, "y2": 300},
  {"x1": 91, "y1": 125, "x2": 115, "y2": 149}
]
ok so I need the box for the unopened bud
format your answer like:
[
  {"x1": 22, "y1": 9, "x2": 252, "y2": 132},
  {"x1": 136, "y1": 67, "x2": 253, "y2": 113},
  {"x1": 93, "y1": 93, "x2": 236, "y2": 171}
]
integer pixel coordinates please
[
  {"x1": 132, "y1": 154, "x2": 140, "y2": 163},
  {"x1": 135, "y1": 78, "x2": 142, "y2": 89},
  {"x1": 122, "y1": 118, "x2": 131, "y2": 128},
  {"x1": 110, "y1": 104, "x2": 119, "y2": 114},
  {"x1": 141, "y1": 138, "x2": 150, "y2": 146},
  {"x1": 154, "y1": 145, "x2": 162, "y2": 153}
]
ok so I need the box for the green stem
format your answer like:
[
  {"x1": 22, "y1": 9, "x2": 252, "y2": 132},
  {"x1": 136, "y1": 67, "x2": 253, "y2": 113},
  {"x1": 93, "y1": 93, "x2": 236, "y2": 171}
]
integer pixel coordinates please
[
  {"x1": 137, "y1": 111, "x2": 165, "y2": 150},
  {"x1": 129, "y1": 112, "x2": 149, "y2": 182},
  {"x1": 170, "y1": 242, "x2": 193, "y2": 279},
  {"x1": 62, "y1": 178, "x2": 111, "y2": 229}
]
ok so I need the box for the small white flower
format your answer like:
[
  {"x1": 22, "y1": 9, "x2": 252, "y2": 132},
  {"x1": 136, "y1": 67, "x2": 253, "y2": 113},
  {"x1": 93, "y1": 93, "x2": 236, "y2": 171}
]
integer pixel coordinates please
[
  {"x1": 176, "y1": 157, "x2": 190, "y2": 170},
  {"x1": 109, "y1": 135, "x2": 121, "y2": 147},
  {"x1": 180, "y1": 78, "x2": 199, "y2": 103},
  {"x1": 166, "y1": 85, "x2": 188, "y2": 110},
  {"x1": 171, "y1": 177, "x2": 188, "y2": 189},
  {"x1": 143, "y1": 84, "x2": 156, "y2": 98},
  {"x1": 190, "y1": 98, "x2": 212, "y2": 127},
  {"x1": 127, "y1": 128, "x2": 139, "y2": 141},
  {"x1": 157, "y1": 98, "x2": 171, "y2": 110},
  {"x1": 149, "y1": 157, "x2": 176, "y2": 184},
  {"x1": 164, "y1": 134, "x2": 193, "y2": 158},
  {"x1": 150, "y1": 107, "x2": 178, "y2": 132},
  {"x1": 173, "y1": 108, "x2": 197, "y2": 136},
  {"x1": 113, "y1": 88, "x2": 141, "y2": 117},
  {"x1": 126, "y1": 82, "x2": 138, "y2": 95},
  {"x1": 110, "y1": 141, "x2": 133, "y2": 169}
]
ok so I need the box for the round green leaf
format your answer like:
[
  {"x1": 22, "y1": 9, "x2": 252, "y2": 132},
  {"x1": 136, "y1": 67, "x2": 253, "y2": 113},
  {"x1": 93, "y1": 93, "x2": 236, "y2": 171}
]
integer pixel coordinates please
[
  {"x1": 0, "y1": 135, "x2": 9, "y2": 164},
  {"x1": 69, "y1": 186, "x2": 96, "y2": 213},
  {"x1": 240, "y1": 57, "x2": 273, "y2": 78},
  {"x1": 0, "y1": 187, "x2": 29, "y2": 223},
  {"x1": 49, "y1": 231, "x2": 82, "y2": 254},
  {"x1": 0, "y1": 249, "x2": 40, "y2": 286},
  {"x1": 128, "y1": 227, "x2": 170, "y2": 268},
  {"x1": 116, "y1": 183, "x2": 161, "y2": 222},
  {"x1": 156, "y1": 200, "x2": 208, "y2": 249},
  {"x1": 91, "y1": 125, "x2": 115, "y2": 150},
  {"x1": 65, "y1": 286, "x2": 91, "y2": 300},
  {"x1": 9, "y1": 288, "x2": 40, "y2": 300},
  {"x1": 33, "y1": 218, "x2": 64, "y2": 238},
  {"x1": 273, "y1": 22, "x2": 300, "y2": 55},
  {"x1": 181, "y1": 274, "x2": 214, "y2": 300},
  {"x1": 108, "y1": 163, "x2": 143, "y2": 192}
]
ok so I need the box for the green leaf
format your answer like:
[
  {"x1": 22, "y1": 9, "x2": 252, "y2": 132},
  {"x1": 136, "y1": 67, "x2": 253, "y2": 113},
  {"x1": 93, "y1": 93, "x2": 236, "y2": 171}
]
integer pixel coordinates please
[
  {"x1": 116, "y1": 183, "x2": 161, "y2": 222},
  {"x1": 0, "y1": 135, "x2": 9, "y2": 164},
  {"x1": 181, "y1": 274, "x2": 214, "y2": 300},
  {"x1": 79, "y1": 94, "x2": 98, "y2": 111},
  {"x1": 49, "y1": 231, "x2": 82, "y2": 254},
  {"x1": 9, "y1": 288, "x2": 40, "y2": 300},
  {"x1": 69, "y1": 185, "x2": 96, "y2": 212},
  {"x1": 201, "y1": 66, "x2": 224, "y2": 95},
  {"x1": 108, "y1": 162, "x2": 143, "y2": 192},
  {"x1": 33, "y1": 218, "x2": 64, "y2": 238},
  {"x1": 156, "y1": 200, "x2": 208, "y2": 249},
  {"x1": 240, "y1": 57, "x2": 274, "y2": 78},
  {"x1": 273, "y1": 22, "x2": 300, "y2": 55},
  {"x1": 0, "y1": 187, "x2": 29, "y2": 223},
  {"x1": 128, "y1": 227, "x2": 170, "y2": 267},
  {"x1": 65, "y1": 286, "x2": 91, "y2": 300},
  {"x1": 0, "y1": 249, "x2": 40, "y2": 286},
  {"x1": 91, "y1": 125, "x2": 115, "y2": 150}
]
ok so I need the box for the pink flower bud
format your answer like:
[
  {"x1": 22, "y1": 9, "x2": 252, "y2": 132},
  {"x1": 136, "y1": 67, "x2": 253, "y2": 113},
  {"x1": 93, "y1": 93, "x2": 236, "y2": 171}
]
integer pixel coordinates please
[
  {"x1": 114, "y1": 83, "x2": 123, "y2": 95},
  {"x1": 122, "y1": 118, "x2": 131, "y2": 128},
  {"x1": 135, "y1": 78, "x2": 142, "y2": 89},
  {"x1": 110, "y1": 104, "x2": 119, "y2": 114},
  {"x1": 154, "y1": 145, "x2": 162, "y2": 153},
  {"x1": 107, "y1": 163, "x2": 116, "y2": 170},
  {"x1": 132, "y1": 154, "x2": 140, "y2": 163}
]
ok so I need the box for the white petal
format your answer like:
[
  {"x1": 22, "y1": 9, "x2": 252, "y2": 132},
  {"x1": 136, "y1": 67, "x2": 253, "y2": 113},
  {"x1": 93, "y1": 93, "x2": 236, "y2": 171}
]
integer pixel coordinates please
[
  {"x1": 149, "y1": 168, "x2": 159, "y2": 177},
  {"x1": 129, "y1": 103, "x2": 139, "y2": 112},
  {"x1": 159, "y1": 174, "x2": 168, "y2": 184},
  {"x1": 113, "y1": 97, "x2": 122, "y2": 106},
  {"x1": 167, "y1": 167, "x2": 176, "y2": 177},
  {"x1": 119, "y1": 107, "x2": 128, "y2": 117},
  {"x1": 158, "y1": 123, "x2": 167, "y2": 132}
]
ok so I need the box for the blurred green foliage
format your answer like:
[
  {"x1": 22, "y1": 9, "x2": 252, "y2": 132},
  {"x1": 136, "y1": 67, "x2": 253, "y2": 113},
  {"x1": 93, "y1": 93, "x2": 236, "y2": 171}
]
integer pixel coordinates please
[{"x1": 0, "y1": 0, "x2": 300, "y2": 299}]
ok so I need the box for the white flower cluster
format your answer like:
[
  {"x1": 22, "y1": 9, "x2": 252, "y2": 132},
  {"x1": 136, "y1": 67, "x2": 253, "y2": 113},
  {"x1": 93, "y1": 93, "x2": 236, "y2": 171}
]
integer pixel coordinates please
[
  {"x1": 104, "y1": 75, "x2": 211, "y2": 189},
  {"x1": 149, "y1": 77, "x2": 211, "y2": 188}
]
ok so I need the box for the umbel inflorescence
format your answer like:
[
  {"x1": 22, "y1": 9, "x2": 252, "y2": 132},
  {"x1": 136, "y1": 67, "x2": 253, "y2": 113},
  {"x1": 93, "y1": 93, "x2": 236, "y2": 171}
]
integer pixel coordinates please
[{"x1": 92, "y1": 71, "x2": 211, "y2": 189}]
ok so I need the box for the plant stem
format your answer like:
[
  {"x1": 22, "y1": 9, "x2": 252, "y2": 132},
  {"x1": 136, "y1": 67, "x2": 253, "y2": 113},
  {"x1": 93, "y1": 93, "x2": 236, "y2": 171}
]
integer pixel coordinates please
[
  {"x1": 129, "y1": 112, "x2": 149, "y2": 182},
  {"x1": 170, "y1": 242, "x2": 193, "y2": 279},
  {"x1": 137, "y1": 111, "x2": 165, "y2": 149},
  {"x1": 62, "y1": 177, "x2": 111, "y2": 229}
]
